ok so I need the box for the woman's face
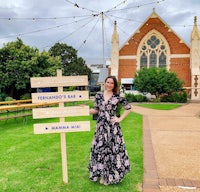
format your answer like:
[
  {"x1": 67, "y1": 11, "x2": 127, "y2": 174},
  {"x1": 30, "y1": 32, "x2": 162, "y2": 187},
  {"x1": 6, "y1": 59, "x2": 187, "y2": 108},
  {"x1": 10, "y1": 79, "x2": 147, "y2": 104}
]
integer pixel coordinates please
[{"x1": 105, "y1": 78, "x2": 114, "y2": 92}]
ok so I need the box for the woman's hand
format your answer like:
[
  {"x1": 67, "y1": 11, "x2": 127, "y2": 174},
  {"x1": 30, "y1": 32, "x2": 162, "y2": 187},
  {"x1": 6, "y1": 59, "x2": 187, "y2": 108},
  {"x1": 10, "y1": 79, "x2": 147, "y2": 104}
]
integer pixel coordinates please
[
  {"x1": 111, "y1": 116, "x2": 120, "y2": 124},
  {"x1": 90, "y1": 108, "x2": 98, "y2": 115}
]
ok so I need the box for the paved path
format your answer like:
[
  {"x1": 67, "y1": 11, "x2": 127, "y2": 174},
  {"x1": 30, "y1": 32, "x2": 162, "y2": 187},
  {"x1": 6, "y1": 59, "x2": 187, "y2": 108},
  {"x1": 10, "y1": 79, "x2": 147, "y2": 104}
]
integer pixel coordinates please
[{"x1": 131, "y1": 103, "x2": 200, "y2": 192}]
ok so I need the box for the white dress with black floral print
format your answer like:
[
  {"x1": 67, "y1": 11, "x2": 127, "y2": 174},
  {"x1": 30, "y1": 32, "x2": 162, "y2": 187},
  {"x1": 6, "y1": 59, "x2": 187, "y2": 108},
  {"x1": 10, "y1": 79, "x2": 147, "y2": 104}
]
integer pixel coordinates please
[{"x1": 88, "y1": 91, "x2": 131, "y2": 184}]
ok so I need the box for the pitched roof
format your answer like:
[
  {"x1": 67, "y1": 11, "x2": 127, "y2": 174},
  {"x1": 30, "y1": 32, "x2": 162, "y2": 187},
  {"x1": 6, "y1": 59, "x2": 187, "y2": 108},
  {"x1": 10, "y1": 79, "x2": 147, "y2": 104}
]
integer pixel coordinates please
[{"x1": 119, "y1": 8, "x2": 190, "y2": 50}]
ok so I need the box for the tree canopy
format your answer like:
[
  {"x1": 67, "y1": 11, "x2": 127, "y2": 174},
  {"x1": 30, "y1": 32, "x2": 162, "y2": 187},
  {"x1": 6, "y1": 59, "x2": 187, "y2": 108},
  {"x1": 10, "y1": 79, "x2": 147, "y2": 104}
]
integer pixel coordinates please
[
  {"x1": 0, "y1": 38, "x2": 61, "y2": 99},
  {"x1": 0, "y1": 39, "x2": 92, "y2": 100},
  {"x1": 134, "y1": 67, "x2": 184, "y2": 97},
  {"x1": 48, "y1": 42, "x2": 92, "y2": 78}
]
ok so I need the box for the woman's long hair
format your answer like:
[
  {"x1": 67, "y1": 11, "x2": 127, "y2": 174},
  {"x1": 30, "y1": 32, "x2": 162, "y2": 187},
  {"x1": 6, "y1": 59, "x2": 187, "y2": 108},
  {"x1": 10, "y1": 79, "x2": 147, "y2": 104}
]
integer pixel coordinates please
[{"x1": 105, "y1": 76, "x2": 118, "y2": 95}]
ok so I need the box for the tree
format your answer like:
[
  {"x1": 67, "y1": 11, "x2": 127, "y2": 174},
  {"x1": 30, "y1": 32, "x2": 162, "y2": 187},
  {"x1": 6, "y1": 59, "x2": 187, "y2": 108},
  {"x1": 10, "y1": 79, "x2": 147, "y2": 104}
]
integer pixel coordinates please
[
  {"x1": 48, "y1": 42, "x2": 92, "y2": 78},
  {"x1": 31, "y1": 51, "x2": 61, "y2": 77},
  {"x1": 134, "y1": 67, "x2": 184, "y2": 97},
  {"x1": 0, "y1": 38, "x2": 61, "y2": 99}
]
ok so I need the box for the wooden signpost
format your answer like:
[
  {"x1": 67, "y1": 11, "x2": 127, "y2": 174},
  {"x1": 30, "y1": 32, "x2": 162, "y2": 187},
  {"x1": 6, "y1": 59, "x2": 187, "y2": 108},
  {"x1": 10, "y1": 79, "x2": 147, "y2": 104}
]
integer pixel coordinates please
[
  {"x1": 31, "y1": 91, "x2": 88, "y2": 103},
  {"x1": 30, "y1": 69, "x2": 90, "y2": 184},
  {"x1": 32, "y1": 106, "x2": 89, "y2": 119}
]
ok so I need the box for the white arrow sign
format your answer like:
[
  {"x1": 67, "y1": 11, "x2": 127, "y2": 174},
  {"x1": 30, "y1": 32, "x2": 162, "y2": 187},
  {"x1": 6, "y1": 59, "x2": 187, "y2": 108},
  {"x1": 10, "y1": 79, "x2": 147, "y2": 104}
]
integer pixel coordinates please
[
  {"x1": 32, "y1": 106, "x2": 89, "y2": 119},
  {"x1": 31, "y1": 76, "x2": 88, "y2": 88},
  {"x1": 31, "y1": 91, "x2": 89, "y2": 103},
  {"x1": 34, "y1": 121, "x2": 90, "y2": 134}
]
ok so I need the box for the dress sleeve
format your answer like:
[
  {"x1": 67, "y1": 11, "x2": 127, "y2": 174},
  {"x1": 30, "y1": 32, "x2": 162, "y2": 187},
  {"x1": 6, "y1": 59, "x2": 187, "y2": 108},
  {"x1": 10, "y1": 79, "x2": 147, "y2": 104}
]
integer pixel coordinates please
[
  {"x1": 93, "y1": 92, "x2": 100, "y2": 111},
  {"x1": 119, "y1": 96, "x2": 132, "y2": 110}
]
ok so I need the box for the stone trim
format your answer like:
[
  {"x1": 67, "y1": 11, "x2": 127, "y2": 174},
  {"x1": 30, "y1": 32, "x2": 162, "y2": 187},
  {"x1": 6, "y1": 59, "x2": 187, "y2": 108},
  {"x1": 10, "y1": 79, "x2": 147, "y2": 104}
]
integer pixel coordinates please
[
  {"x1": 170, "y1": 54, "x2": 190, "y2": 58},
  {"x1": 119, "y1": 55, "x2": 137, "y2": 59},
  {"x1": 119, "y1": 54, "x2": 190, "y2": 60}
]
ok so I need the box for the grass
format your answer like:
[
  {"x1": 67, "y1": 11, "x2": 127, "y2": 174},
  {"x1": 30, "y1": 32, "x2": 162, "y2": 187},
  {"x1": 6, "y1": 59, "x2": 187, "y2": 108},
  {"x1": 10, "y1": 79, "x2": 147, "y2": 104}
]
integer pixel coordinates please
[
  {"x1": 136, "y1": 103, "x2": 183, "y2": 110},
  {"x1": 0, "y1": 108, "x2": 143, "y2": 192}
]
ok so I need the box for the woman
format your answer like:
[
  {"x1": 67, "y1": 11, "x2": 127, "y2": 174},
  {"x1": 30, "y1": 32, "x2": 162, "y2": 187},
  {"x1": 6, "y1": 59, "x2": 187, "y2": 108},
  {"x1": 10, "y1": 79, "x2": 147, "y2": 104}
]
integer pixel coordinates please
[{"x1": 88, "y1": 75, "x2": 132, "y2": 185}]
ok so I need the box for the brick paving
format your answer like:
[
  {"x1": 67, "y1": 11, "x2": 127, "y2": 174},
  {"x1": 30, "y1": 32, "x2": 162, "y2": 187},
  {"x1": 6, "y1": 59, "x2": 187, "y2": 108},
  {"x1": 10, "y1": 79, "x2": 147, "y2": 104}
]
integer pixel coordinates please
[
  {"x1": 132, "y1": 103, "x2": 200, "y2": 192},
  {"x1": 143, "y1": 115, "x2": 160, "y2": 192}
]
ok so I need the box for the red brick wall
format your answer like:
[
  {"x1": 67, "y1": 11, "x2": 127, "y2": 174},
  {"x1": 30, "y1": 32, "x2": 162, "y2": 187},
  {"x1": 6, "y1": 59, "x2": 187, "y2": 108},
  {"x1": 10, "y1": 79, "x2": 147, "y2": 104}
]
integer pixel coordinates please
[
  {"x1": 118, "y1": 59, "x2": 137, "y2": 82},
  {"x1": 118, "y1": 16, "x2": 191, "y2": 87},
  {"x1": 170, "y1": 58, "x2": 191, "y2": 87}
]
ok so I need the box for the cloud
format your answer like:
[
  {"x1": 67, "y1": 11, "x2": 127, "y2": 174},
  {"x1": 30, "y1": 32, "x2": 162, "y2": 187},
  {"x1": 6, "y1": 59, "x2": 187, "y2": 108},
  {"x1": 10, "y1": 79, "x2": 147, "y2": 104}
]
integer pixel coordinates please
[{"x1": 0, "y1": 0, "x2": 199, "y2": 63}]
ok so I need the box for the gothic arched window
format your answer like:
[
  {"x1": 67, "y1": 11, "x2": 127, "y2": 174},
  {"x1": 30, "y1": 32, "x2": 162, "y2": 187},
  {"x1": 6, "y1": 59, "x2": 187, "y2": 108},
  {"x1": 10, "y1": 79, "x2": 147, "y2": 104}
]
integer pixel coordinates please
[{"x1": 139, "y1": 35, "x2": 167, "y2": 68}]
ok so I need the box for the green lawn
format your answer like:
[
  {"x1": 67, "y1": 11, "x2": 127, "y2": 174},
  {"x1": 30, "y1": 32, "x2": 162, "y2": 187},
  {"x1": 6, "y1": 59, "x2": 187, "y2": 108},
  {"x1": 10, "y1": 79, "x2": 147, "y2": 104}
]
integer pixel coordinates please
[
  {"x1": 136, "y1": 103, "x2": 182, "y2": 110},
  {"x1": 0, "y1": 110, "x2": 143, "y2": 192}
]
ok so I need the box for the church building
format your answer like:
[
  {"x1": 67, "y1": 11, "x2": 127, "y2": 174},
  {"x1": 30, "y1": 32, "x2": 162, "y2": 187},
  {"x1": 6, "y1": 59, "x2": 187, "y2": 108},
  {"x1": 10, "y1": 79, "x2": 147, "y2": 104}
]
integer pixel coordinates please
[{"x1": 110, "y1": 9, "x2": 200, "y2": 101}]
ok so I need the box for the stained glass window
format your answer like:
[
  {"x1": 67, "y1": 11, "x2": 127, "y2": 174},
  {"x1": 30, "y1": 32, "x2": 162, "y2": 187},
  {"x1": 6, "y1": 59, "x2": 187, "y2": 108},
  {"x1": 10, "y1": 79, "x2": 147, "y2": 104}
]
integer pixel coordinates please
[{"x1": 139, "y1": 34, "x2": 167, "y2": 68}]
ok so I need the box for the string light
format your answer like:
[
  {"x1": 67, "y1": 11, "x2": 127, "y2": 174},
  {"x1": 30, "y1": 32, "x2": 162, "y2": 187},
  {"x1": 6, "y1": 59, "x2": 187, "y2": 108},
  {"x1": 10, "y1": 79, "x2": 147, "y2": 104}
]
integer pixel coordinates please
[
  {"x1": 1, "y1": 0, "x2": 196, "y2": 59},
  {"x1": 0, "y1": 16, "x2": 92, "y2": 40},
  {"x1": 106, "y1": 14, "x2": 141, "y2": 46},
  {"x1": 43, "y1": 16, "x2": 97, "y2": 49},
  {"x1": 104, "y1": 0, "x2": 128, "y2": 13},
  {"x1": 109, "y1": 0, "x2": 165, "y2": 12},
  {"x1": 0, "y1": 14, "x2": 92, "y2": 21},
  {"x1": 77, "y1": 17, "x2": 100, "y2": 51},
  {"x1": 64, "y1": 0, "x2": 99, "y2": 14},
  {"x1": 106, "y1": 12, "x2": 143, "y2": 24}
]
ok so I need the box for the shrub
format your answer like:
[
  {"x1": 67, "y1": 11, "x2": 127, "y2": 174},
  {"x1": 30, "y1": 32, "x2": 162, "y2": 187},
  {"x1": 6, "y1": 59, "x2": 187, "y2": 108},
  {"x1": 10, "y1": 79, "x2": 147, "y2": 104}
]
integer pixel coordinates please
[
  {"x1": 0, "y1": 92, "x2": 7, "y2": 101},
  {"x1": 135, "y1": 94, "x2": 146, "y2": 102},
  {"x1": 179, "y1": 91, "x2": 188, "y2": 103},
  {"x1": 134, "y1": 67, "x2": 184, "y2": 96},
  {"x1": 125, "y1": 93, "x2": 147, "y2": 102},
  {"x1": 20, "y1": 93, "x2": 31, "y2": 100},
  {"x1": 5, "y1": 96, "x2": 14, "y2": 101},
  {"x1": 160, "y1": 91, "x2": 188, "y2": 103},
  {"x1": 125, "y1": 93, "x2": 136, "y2": 102},
  {"x1": 152, "y1": 97, "x2": 160, "y2": 103},
  {"x1": 64, "y1": 86, "x2": 75, "y2": 91}
]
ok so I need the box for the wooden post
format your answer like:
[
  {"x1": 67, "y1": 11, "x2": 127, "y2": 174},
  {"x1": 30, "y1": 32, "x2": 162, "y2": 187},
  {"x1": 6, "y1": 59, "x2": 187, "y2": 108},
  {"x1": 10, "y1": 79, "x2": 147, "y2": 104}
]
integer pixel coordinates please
[
  {"x1": 31, "y1": 69, "x2": 90, "y2": 184},
  {"x1": 57, "y1": 69, "x2": 68, "y2": 184}
]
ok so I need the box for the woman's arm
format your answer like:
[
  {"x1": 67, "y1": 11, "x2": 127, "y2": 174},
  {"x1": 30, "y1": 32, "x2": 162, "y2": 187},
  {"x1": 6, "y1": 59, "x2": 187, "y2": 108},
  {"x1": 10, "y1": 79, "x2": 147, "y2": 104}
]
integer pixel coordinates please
[
  {"x1": 111, "y1": 109, "x2": 131, "y2": 124},
  {"x1": 89, "y1": 92, "x2": 100, "y2": 115},
  {"x1": 119, "y1": 109, "x2": 131, "y2": 122}
]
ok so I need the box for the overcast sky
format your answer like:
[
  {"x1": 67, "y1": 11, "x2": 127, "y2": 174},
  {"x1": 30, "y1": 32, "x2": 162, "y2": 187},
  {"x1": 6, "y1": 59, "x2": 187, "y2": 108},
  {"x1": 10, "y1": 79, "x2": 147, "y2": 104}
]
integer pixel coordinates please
[{"x1": 0, "y1": 0, "x2": 200, "y2": 64}]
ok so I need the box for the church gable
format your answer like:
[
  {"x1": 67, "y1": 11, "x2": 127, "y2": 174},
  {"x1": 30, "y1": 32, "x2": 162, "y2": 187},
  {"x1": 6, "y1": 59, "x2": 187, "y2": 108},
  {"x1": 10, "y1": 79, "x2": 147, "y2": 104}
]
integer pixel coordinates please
[
  {"x1": 119, "y1": 10, "x2": 190, "y2": 56},
  {"x1": 114, "y1": 9, "x2": 200, "y2": 100}
]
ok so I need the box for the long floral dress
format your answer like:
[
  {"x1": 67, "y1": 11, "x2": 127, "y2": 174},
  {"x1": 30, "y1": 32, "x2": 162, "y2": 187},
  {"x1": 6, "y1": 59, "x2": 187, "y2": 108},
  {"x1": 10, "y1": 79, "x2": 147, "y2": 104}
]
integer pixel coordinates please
[{"x1": 88, "y1": 91, "x2": 131, "y2": 184}]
